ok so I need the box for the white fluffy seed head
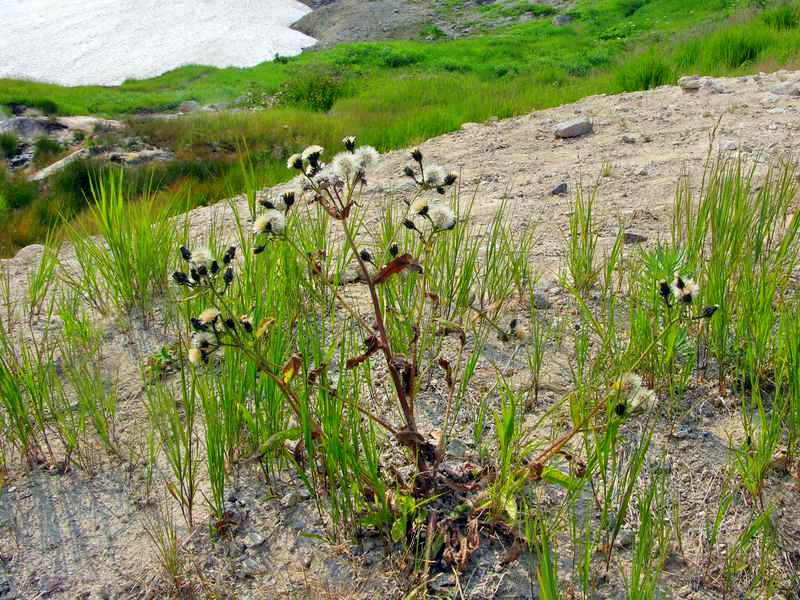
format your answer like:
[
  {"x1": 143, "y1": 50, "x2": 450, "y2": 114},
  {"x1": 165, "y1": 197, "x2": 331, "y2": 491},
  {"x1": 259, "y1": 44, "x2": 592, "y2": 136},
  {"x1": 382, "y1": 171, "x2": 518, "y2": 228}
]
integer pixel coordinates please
[
  {"x1": 355, "y1": 146, "x2": 379, "y2": 169},
  {"x1": 253, "y1": 210, "x2": 287, "y2": 236},
  {"x1": 192, "y1": 332, "x2": 215, "y2": 349},
  {"x1": 428, "y1": 203, "x2": 457, "y2": 231},
  {"x1": 198, "y1": 307, "x2": 220, "y2": 325},
  {"x1": 188, "y1": 347, "x2": 203, "y2": 365},
  {"x1": 287, "y1": 153, "x2": 303, "y2": 170},
  {"x1": 411, "y1": 197, "x2": 429, "y2": 215},
  {"x1": 191, "y1": 246, "x2": 213, "y2": 268},
  {"x1": 331, "y1": 152, "x2": 359, "y2": 179},
  {"x1": 424, "y1": 165, "x2": 446, "y2": 188},
  {"x1": 302, "y1": 145, "x2": 324, "y2": 162}
]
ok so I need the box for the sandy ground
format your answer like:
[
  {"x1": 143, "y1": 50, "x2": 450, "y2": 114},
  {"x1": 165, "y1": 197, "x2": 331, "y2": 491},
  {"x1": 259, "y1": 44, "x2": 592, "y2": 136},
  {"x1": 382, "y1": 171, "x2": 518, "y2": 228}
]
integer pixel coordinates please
[
  {"x1": 2, "y1": 70, "x2": 800, "y2": 598},
  {"x1": 0, "y1": 0, "x2": 315, "y2": 86}
]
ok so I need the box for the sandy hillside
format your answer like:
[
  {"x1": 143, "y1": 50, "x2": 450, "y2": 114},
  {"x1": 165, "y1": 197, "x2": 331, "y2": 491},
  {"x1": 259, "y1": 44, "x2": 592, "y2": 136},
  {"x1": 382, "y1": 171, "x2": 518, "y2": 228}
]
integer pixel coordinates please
[{"x1": 1, "y1": 70, "x2": 800, "y2": 599}]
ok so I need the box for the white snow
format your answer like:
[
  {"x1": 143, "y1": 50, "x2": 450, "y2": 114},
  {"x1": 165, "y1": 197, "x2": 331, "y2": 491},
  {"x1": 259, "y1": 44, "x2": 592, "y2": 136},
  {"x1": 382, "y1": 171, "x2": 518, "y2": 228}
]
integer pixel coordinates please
[{"x1": 0, "y1": 0, "x2": 316, "y2": 87}]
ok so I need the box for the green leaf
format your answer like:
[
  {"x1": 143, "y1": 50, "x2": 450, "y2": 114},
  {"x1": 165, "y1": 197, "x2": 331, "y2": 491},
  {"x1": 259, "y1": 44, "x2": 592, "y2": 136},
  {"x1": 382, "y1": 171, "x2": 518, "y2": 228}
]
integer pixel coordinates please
[{"x1": 542, "y1": 467, "x2": 582, "y2": 492}]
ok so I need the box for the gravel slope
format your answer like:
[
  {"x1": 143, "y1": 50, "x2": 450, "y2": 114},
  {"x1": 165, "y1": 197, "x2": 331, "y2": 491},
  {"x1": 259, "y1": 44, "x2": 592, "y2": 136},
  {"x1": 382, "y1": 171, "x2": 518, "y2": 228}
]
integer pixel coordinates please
[{"x1": 2, "y1": 70, "x2": 800, "y2": 599}]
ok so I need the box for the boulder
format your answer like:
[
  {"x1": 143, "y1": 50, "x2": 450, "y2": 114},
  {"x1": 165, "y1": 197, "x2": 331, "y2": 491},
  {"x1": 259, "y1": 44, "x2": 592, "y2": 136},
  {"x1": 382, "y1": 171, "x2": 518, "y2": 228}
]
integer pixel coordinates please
[
  {"x1": 553, "y1": 116, "x2": 593, "y2": 139},
  {"x1": 551, "y1": 182, "x2": 569, "y2": 196}
]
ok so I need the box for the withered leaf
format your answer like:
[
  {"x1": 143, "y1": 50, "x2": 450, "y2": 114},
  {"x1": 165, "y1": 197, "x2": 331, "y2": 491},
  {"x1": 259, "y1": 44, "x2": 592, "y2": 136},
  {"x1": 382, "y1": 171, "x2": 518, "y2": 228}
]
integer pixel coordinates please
[
  {"x1": 371, "y1": 254, "x2": 424, "y2": 285},
  {"x1": 282, "y1": 353, "x2": 302, "y2": 384}
]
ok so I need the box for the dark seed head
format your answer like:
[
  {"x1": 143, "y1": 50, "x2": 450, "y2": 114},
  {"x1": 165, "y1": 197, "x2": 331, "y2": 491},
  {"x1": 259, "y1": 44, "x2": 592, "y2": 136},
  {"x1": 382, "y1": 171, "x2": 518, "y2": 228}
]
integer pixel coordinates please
[
  {"x1": 190, "y1": 318, "x2": 208, "y2": 332},
  {"x1": 444, "y1": 173, "x2": 458, "y2": 186},
  {"x1": 180, "y1": 246, "x2": 192, "y2": 261},
  {"x1": 210, "y1": 260, "x2": 220, "y2": 275},
  {"x1": 283, "y1": 191, "x2": 296, "y2": 208},
  {"x1": 360, "y1": 249, "x2": 374, "y2": 264},
  {"x1": 699, "y1": 305, "x2": 719, "y2": 319},
  {"x1": 344, "y1": 137, "x2": 357, "y2": 152},
  {"x1": 402, "y1": 218, "x2": 417, "y2": 231},
  {"x1": 614, "y1": 402, "x2": 627, "y2": 417},
  {"x1": 509, "y1": 318, "x2": 518, "y2": 331},
  {"x1": 659, "y1": 281, "x2": 671, "y2": 299},
  {"x1": 223, "y1": 246, "x2": 236, "y2": 265},
  {"x1": 254, "y1": 244, "x2": 266, "y2": 255},
  {"x1": 675, "y1": 274, "x2": 685, "y2": 290},
  {"x1": 436, "y1": 186, "x2": 446, "y2": 195},
  {"x1": 403, "y1": 166, "x2": 415, "y2": 178},
  {"x1": 261, "y1": 199, "x2": 275, "y2": 209},
  {"x1": 224, "y1": 318, "x2": 236, "y2": 330},
  {"x1": 389, "y1": 243, "x2": 399, "y2": 257},
  {"x1": 190, "y1": 268, "x2": 200, "y2": 282},
  {"x1": 172, "y1": 271, "x2": 190, "y2": 286},
  {"x1": 411, "y1": 149, "x2": 423, "y2": 163},
  {"x1": 223, "y1": 267, "x2": 234, "y2": 285}
]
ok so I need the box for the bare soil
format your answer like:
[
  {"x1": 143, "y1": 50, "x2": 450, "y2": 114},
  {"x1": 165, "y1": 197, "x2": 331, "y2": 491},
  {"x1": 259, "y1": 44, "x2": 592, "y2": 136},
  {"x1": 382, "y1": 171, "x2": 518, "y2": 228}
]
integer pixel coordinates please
[{"x1": 2, "y1": 70, "x2": 800, "y2": 599}]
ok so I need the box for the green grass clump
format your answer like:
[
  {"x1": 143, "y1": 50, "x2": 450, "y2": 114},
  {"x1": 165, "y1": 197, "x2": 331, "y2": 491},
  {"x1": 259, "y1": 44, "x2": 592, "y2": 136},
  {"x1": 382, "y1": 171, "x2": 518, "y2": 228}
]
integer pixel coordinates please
[{"x1": 0, "y1": 133, "x2": 19, "y2": 159}]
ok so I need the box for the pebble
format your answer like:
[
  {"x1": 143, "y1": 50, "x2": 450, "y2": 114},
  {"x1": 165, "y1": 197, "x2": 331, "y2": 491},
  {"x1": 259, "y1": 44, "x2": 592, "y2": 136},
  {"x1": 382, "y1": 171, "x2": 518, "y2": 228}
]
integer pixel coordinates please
[
  {"x1": 553, "y1": 116, "x2": 593, "y2": 138},
  {"x1": 551, "y1": 182, "x2": 569, "y2": 195}
]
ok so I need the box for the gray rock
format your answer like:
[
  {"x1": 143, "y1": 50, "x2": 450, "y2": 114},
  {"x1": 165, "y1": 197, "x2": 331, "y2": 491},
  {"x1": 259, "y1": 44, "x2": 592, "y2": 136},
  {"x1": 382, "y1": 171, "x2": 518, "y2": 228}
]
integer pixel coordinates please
[
  {"x1": 622, "y1": 134, "x2": 637, "y2": 144},
  {"x1": 551, "y1": 182, "x2": 569, "y2": 195},
  {"x1": 243, "y1": 531, "x2": 265, "y2": 548},
  {"x1": 532, "y1": 292, "x2": 553, "y2": 310},
  {"x1": 770, "y1": 81, "x2": 800, "y2": 96},
  {"x1": 29, "y1": 148, "x2": 90, "y2": 182},
  {"x1": 280, "y1": 490, "x2": 304, "y2": 508},
  {"x1": 553, "y1": 14, "x2": 573, "y2": 26},
  {"x1": 678, "y1": 76, "x2": 702, "y2": 91},
  {"x1": 179, "y1": 100, "x2": 201, "y2": 113},
  {"x1": 707, "y1": 79, "x2": 731, "y2": 94},
  {"x1": 553, "y1": 116, "x2": 593, "y2": 138},
  {"x1": 0, "y1": 117, "x2": 47, "y2": 141}
]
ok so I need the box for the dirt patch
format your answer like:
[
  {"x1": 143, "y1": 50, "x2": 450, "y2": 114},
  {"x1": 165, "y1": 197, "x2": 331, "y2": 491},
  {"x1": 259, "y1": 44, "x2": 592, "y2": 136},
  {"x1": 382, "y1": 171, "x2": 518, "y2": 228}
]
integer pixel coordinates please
[{"x1": 2, "y1": 69, "x2": 800, "y2": 599}]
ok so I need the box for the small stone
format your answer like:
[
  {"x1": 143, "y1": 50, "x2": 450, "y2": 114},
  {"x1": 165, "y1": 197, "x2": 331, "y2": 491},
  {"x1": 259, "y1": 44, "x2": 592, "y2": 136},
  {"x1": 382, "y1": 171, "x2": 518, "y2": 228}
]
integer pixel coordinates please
[
  {"x1": 551, "y1": 182, "x2": 569, "y2": 196},
  {"x1": 553, "y1": 14, "x2": 573, "y2": 26},
  {"x1": 239, "y1": 557, "x2": 260, "y2": 578},
  {"x1": 616, "y1": 529, "x2": 634, "y2": 548},
  {"x1": 280, "y1": 490, "x2": 303, "y2": 508},
  {"x1": 531, "y1": 291, "x2": 553, "y2": 310},
  {"x1": 243, "y1": 531, "x2": 265, "y2": 548},
  {"x1": 553, "y1": 116, "x2": 593, "y2": 139},
  {"x1": 678, "y1": 76, "x2": 702, "y2": 91},
  {"x1": 621, "y1": 134, "x2": 637, "y2": 144}
]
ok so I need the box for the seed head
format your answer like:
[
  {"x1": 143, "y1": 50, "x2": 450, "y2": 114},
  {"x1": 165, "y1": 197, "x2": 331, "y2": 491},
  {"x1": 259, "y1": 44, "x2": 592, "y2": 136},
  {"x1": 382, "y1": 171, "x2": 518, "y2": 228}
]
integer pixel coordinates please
[
  {"x1": 223, "y1": 267, "x2": 234, "y2": 286},
  {"x1": 172, "y1": 271, "x2": 190, "y2": 286},
  {"x1": 302, "y1": 145, "x2": 324, "y2": 167},
  {"x1": 389, "y1": 243, "x2": 399, "y2": 257},
  {"x1": 287, "y1": 153, "x2": 303, "y2": 170},
  {"x1": 355, "y1": 146, "x2": 379, "y2": 169},
  {"x1": 428, "y1": 204, "x2": 457, "y2": 231},
  {"x1": 359, "y1": 249, "x2": 374, "y2": 264},
  {"x1": 223, "y1": 246, "x2": 237, "y2": 265},
  {"x1": 331, "y1": 152, "x2": 359, "y2": 179},
  {"x1": 411, "y1": 149, "x2": 423, "y2": 163},
  {"x1": 188, "y1": 347, "x2": 203, "y2": 366},
  {"x1": 343, "y1": 136, "x2": 357, "y2": 152},
  {"x1": 403, "y1": 166, "x2": 415, "y2": 178},
  {"x1": 424, "y1": 166, "x2": 446, "y2": 188},
  {"x1": 411, "y1": 197, "x2": 429, "y2": 216},
  {"x1": 253, "y1": 209, "x2": 287, "y2": 236},
  {"x1": 198, "y1": 307, "x2": 220, "y2": 326},
  {"x1": 179, "y1": 246, "x2": 192, "y2": 261},
  {"x1": 444, "y1": 173, "x2": 458, "y2": 186}
]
